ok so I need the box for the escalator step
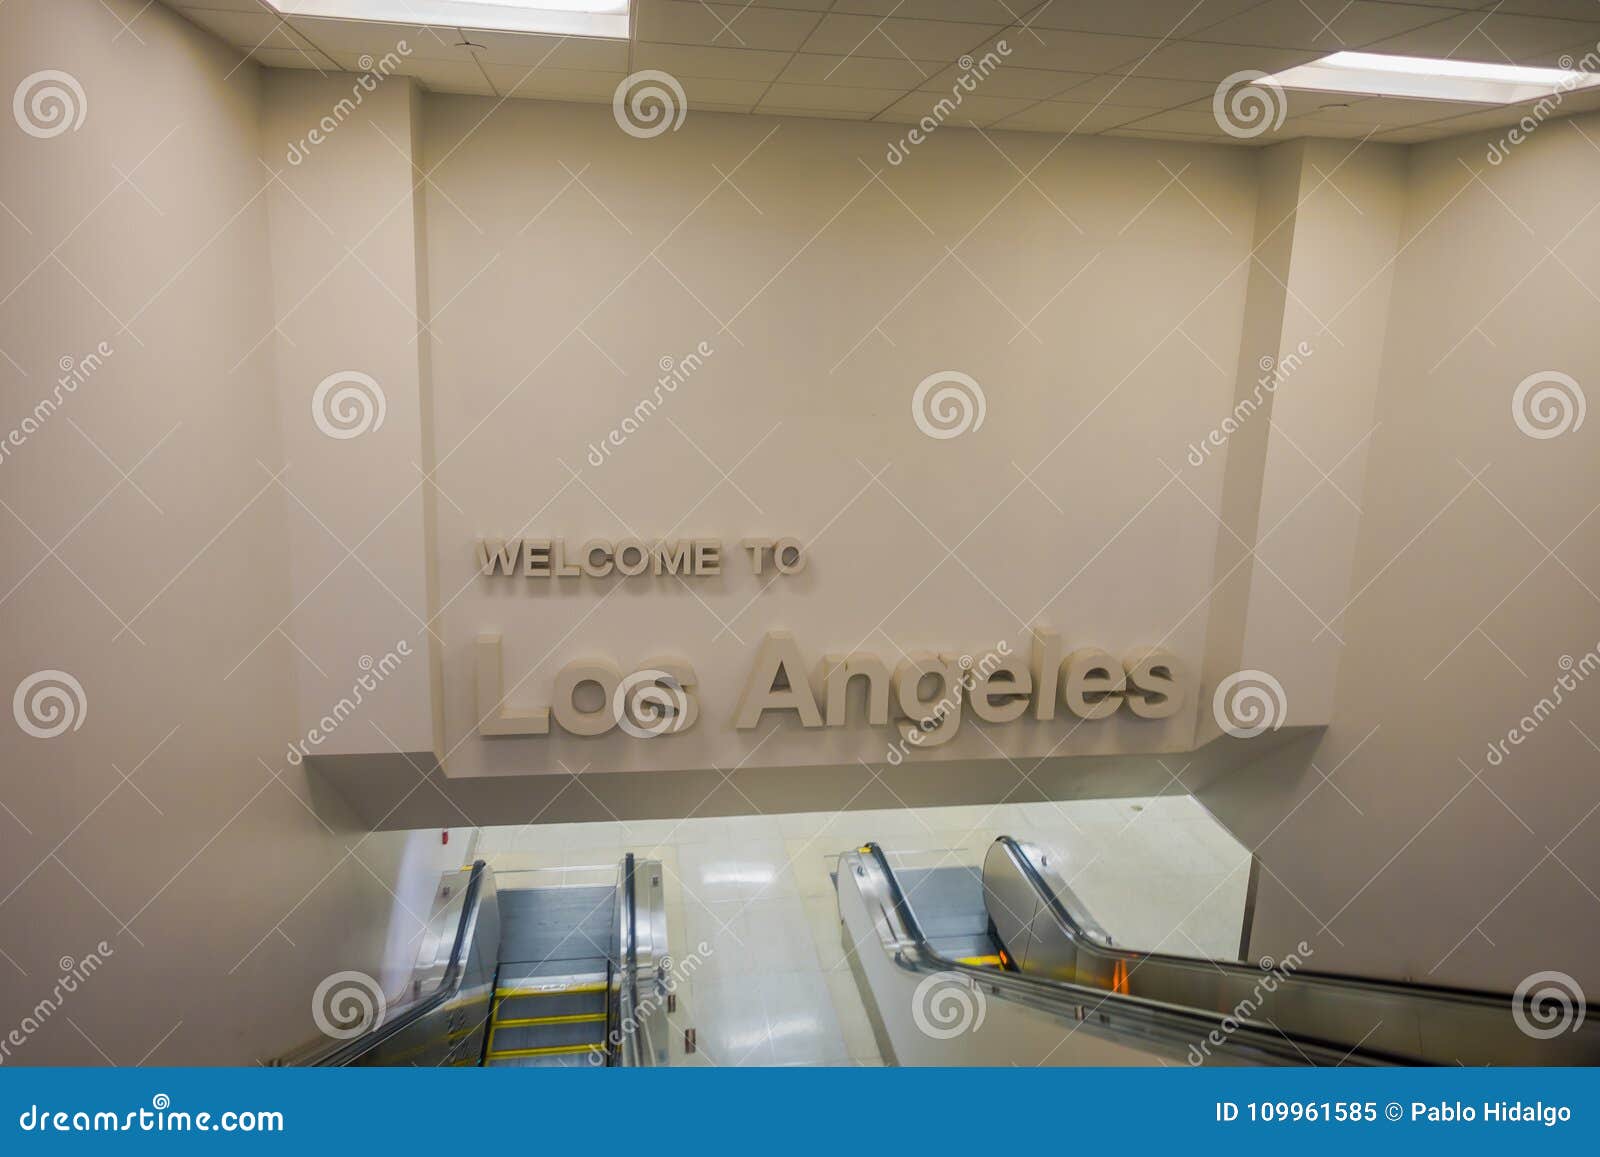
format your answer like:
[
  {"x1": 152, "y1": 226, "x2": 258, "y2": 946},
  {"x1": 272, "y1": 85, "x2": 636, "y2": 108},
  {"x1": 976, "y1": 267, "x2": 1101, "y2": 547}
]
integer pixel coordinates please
[
  {"x1": 486, "y1": 1051, "x2": 600, "y2": 1068},
  {"x1": 488, "y1": 1018, "x2": 607, "y2": 1056}
]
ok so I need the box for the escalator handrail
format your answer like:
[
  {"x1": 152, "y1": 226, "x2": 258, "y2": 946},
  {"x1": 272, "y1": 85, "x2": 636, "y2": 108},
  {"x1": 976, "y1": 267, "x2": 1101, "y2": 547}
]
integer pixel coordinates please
[
  {"x1": 856, "y1": 842, "x2": 1403, "y2": 1066},
  {"x1": 612, "y1": 852, "x2": 638, "y2": 1067},
  {"x1": 292, "y1": 859, "x2": 489, "y2": 1067},
  {"x1": 992, "y1": 835, "x2": 1525, "y2": 1011}
]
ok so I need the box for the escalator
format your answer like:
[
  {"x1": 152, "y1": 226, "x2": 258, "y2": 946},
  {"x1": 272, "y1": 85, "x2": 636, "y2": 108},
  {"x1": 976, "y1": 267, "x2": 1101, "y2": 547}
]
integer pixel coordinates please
[
  {"x1": 279, "y1": 853, "x2": 671, "y2": 1067},
  {"x1": 839, "y1": 836, "x2": 1600, "y2": 1066}
]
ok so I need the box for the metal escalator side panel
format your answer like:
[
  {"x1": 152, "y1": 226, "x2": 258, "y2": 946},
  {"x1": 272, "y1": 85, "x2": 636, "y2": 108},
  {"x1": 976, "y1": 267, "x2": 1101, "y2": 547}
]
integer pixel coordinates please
[{"x1": 990, "y1": 835, "x2": 1600, "y2": 1065}]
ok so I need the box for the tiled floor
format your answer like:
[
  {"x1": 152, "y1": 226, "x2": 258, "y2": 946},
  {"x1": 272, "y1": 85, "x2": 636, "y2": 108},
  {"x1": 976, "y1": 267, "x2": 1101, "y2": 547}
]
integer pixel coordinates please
[{"x1": 474, "y1": 794, "x2": 1251, "y2": 1067}]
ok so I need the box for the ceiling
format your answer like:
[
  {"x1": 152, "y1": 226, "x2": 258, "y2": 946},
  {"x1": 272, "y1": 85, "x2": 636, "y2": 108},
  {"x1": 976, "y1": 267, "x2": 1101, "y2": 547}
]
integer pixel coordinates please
[{"x1": 163, "y1": 1, "x2": 1600, "y2": 145}]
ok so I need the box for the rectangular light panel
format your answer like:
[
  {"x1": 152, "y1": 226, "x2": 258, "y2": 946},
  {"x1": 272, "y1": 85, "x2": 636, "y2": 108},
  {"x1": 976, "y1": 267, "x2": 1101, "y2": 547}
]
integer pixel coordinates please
[{"x1": 1267, "y1": 50, "x2": 1600, "y2": 105}]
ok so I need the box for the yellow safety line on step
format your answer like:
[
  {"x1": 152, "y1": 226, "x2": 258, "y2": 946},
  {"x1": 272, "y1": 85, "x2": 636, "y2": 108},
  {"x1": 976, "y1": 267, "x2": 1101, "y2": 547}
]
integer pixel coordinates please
[
  {"x1": 492, "y1": 1012, "x2": 607, "y2": 1029},
  {"x1": 486, "y1": 1044, "x2": 605, "y2": 1060},
  {"x1": 494, "y1": 983, "x2": 607, "y2": 997},
  {"x1": 957, "y1": 954, "x2": 1003, "y2": 966}
]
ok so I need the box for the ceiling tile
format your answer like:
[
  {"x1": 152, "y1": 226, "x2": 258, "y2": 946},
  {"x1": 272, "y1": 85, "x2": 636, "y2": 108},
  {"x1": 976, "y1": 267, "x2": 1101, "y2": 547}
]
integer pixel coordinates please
[
  {"x1": 1117, "y1": 41, "x2": 1322, "y2": 81},
  {"x1": 828, "y1": 1, "x2": 1037, "y2": 23},
  {"x1": 636, "y1": 0, "x2": 825, "y2": 51},
  {"x1": 800, "y1": 14, "x2": 1003, "y2": 60},
  {"x1": 974, "y1": 31, "x2": 1164, "y2": 74},
  {"x1": 756, "y1": 83, "x2": 903, "y2": 113},
  {"x1": 917, "y1": 60, "x2": 1092, "y2": 99},
  {"x1": 875, "y1": 90, "x2": 1039, "y2": 126},
  {"x1": 990, "y1": 101, "x2": 1153, "y2": 132},
  {"x1": 676, "y1": 76, "x2": 773, "y2": 106},
  {"x1": 758, "y1": 107, "x2": 877, "y2": 121},
  {"x1": 777, "y1": 53, "x2": 944, "y2": 89},
  {"x1": 1193, "y1": 0, "x2": 1460, "y2": 51},
  {"x1": 634, "y1": 43, "x2": 794, "y2": 81},
  {"x1": 465, "y1": 31, "x2": 629, "y2": 70},
  {"x1": 286, "y1": 17, "x2": 461, "y2": 60},
  {"x1": 1113, "y1": 105, "x2": 1283, "y2": 136},
  {"x1": 1105, "y1": 126, "x2": 1255, "y2": 144},
  {"x1": 1026, "y1": 0, "x2": 1267, "y2": 38},
  {"x1": 1052, "y1": 74, "x2": 1221, "y2": 109},
  {"x1": 1364, "y1": 12, "x2": 1600, "y2": 63},
  {"x1": 1295, "y1": 95, "x2": 1505, "y2": 126}
]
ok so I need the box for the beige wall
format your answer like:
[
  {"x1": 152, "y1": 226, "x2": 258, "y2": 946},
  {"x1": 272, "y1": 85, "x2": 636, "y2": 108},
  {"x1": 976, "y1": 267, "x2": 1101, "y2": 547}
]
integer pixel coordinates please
[
  {"x1": 0, "y1": 0, "x2": 464, "y2": 1064},
  {"x1": 1200, "y1": 109, "x2": 1600, "y2": 995}
]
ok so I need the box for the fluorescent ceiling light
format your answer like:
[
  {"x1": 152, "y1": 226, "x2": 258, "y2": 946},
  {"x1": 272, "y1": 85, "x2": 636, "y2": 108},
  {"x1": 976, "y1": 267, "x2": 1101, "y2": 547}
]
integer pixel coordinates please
[
  {"x1": 271, "y1": 1, "x2": 630, "y2": 39},
  {"x1": 1266, "y1": 50, "x2": 1600, "y2": 104}
]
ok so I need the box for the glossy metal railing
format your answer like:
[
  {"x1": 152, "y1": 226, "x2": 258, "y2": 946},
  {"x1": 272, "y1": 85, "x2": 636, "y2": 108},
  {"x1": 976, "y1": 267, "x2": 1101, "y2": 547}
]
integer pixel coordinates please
[
  {"x1": 276, "y1": 861, "x2": 500, "y2": 1067},
  {"x1": 841, "y1": 842, "x2": 1376, "y2": 1066},
  {"x1": 611, "y1": 854, "x2": 671, "y2": 1067},
  {"x1": 985, "y1": 836, "x2": 1600, "y2": 1065}
]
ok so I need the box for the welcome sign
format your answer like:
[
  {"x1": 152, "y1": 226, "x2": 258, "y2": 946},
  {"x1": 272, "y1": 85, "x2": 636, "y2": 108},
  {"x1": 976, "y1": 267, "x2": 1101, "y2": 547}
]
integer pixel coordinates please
[{"x1": 473, "y1": 535, "x2": 1190, "y2": 756}]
